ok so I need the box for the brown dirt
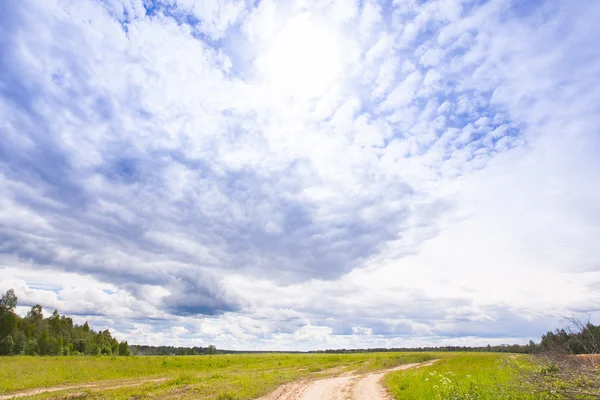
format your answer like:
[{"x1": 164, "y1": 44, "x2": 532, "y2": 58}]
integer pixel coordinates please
[
  {"x1": 575, "y1": 354, "x2": 600, "y2": 361},
  {"x1": 258, "y1": 360, "x2": 437, "y2": 400},
  {"x1": 574, "y1": 354, "x2": 600, "y2": 367}
]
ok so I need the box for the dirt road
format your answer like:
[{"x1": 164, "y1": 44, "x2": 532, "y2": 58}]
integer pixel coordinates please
[{"x1": 259, "y1": 360, "x2": 436, "y2": 400}]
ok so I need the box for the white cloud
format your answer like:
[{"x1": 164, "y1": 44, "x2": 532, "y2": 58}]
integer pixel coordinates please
[
  {"x1": 0, "y1": 0, "x2": 598, "y2": 350},
  {"x1": 380, "y1": 71, "x2": 423, "y2": 110},
  {"x1": 358, "y1": 0, "x2": 383, "y2": 40},
  {"x1": 419, "y1": 48, "x2": 445, "y2": 67},
  {"x1": 330, "y1": 0, "x2": 359, "y2": 24}
]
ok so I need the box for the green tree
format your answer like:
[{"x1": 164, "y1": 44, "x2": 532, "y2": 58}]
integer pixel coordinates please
[
  {"x1": 0, "y1": 289, "x2": 17, "y2": 309},
  {"x1": 12, "y1": 331, "x2": 26, "y2": 354},
  {"x1": 0, "y1": 289, "x2": 131, "y2": 358},
  {"x1": 0, "y1": 289, "x2": 19, "y2": 339},
  {"x1": 48, "y1": 310, "x2": 61, "y2": 333},
  {"x1": 118, "y1": 341, "x2": 130, "y2": 356},
  {"x1": 0, "y1": 336, "x2": 15, "y2": 355},
  {"x1": 38, "y1": 329, "x2": 57, "y2": 355},
  {"x1": 110, "y1": 337, "x2": 119, "y2": 355},
  {"x1": 26, "y1": 304, "x2": 43, "y2": 321},
  {"x1": 72, "y1": 338, "x2": 87, "y2": 354}
]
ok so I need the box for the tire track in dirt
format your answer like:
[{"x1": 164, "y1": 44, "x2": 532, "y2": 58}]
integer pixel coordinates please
[
  {"x1": 259, "y1": 360, "x2": 437, "y2": 400},
  {"x1": 0, "y1": 378, "x2": 168, "y2": 399}
]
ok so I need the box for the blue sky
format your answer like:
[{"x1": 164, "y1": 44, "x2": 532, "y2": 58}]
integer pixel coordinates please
[{"x1": 0, "y1": 0, "x2": 599, "y2": 350}]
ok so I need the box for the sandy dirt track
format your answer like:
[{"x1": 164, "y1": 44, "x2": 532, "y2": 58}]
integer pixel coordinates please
[{"x1": 259, "y1": 360, "x2": 437, "y2": 400}]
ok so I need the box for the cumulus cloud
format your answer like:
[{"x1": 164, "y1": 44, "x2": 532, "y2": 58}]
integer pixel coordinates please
[{"x1": 0, "y1": 0, "x2": 598, "y2": 349}]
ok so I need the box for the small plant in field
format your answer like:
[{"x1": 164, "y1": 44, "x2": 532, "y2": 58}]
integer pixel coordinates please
[
  {"x1": 426, "y1": 370, "x2": 484, "y2": 400},
  {"x1": 537, "y1": 362, "x2": 560, "y2": 375}
]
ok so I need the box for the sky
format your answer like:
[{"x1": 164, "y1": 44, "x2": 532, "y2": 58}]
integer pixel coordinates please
[{"x1": 0, "y1": 0, "x2": 599, "y2": 351}]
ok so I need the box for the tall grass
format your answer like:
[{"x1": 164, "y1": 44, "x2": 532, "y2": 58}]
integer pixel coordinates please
[{"x1": 384, "y1": 353, "x2": 538, "y2": 400}]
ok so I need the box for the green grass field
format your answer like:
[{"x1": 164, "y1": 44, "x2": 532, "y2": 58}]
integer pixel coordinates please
[
  {"x1": 0, "y1": 352, "x2": 436, "y2": 399},
  {"x1": 384, "y1": 353, "x2": 537, "y2": 399}
]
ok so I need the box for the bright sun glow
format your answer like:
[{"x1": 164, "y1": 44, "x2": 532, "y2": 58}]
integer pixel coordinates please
[{"x1": 256, "y1": 14, "x2": 343, "y2": 99}]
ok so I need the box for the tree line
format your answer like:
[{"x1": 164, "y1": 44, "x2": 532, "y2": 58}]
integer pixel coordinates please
[
  {"x1": 310, "y1": 342, "x2": 540, "y2": 354},
  {"x1": 540, "y1": 319, "x2": 600, "y2": 354},
  {"x1": 0, "y1": 289, "x2": 130, "y2": 356},
  {"x1": 131, "y1": 344, "x2": 218, "y2": 356},
  {"x1": 312, "y1": 324, "x2": 600, "y2": 355}
]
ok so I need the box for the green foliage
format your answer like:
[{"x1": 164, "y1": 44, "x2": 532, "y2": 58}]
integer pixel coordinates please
[
  {"x1": 23, "y1": 338, "x2": 38, "y2": 355},
  {"x1": 72, "y1": 338, "x2": 87, "y2": 354},
  {"x1": 385, "y1": 354, "x2": 539, "y2": 400},
  {"x1": 0, "y1": 289, "x2": 129, "y2": 357},
  {"x1": 131, "y1": 344, "x2": 217, "y2": 355},
  {"x1": 537, "y1": 362, "x2": 560, "y2": 375},
  {"x1": 11, "y1": 331, "x2": 26, "y2": 354},
  {"x1": 0, "y1": 336, "x2": 14, "y2": 355},
  {"x1": 0, "y1": 289, "x2": 18, "y2": 309},
  {"x1": 540, "y1": 321, "x2": 600, "y2": 354},
  {"x1": 0, "y1": 289, "x2": 19, "y2": 339},
  {"x1": 118, "y1": 341, "x2": 130, "y2": 356}
]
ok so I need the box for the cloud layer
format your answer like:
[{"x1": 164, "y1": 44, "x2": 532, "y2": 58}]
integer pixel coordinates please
[{"x1": 1, "y1": 0, "x2": 599, "y2": 350}]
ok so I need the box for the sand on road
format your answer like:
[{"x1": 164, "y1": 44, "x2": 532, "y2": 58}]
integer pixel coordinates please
[{"x1": 259, "y1": 360, "x2": 437, "y2": 400}]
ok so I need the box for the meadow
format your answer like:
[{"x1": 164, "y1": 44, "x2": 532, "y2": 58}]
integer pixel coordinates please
[
  {"x1": 384, "y1": 353, "x2": 539, "y2": 399},
  {"x1": 0, "y1": 352, "x2": 437, "y2": 399}
]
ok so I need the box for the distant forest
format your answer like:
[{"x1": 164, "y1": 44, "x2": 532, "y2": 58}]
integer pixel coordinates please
[
  {"x1": 130, "y1": 323, "x2": 600, "y2": 356},
  {"x1": 0, "y1": 289, "x2": 130, "y2": 356},
  {"x1": 1, "y1": 289, "x2": 599, "y2": 356}
]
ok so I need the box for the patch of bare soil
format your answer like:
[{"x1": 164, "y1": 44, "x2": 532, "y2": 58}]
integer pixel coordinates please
[
  {"x1": 258, "y1": 380, "x2": 313, "y2": 400},
  {"x1": 575, "y1": 354, "x2": 600, "y2": 364},
  {"x1": 259, "y1": 360, "x2": 437, "y2": 400},
  {"x1": 0, "y1": 378, "x2": 167, "y2": 400}
]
